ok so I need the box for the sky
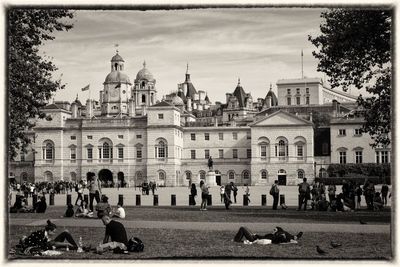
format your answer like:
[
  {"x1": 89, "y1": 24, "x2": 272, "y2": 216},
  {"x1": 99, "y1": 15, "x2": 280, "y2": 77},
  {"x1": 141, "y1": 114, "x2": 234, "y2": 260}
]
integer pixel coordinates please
[{"x1": 41, "y1": 7, "x2": 349, "y2": 104}]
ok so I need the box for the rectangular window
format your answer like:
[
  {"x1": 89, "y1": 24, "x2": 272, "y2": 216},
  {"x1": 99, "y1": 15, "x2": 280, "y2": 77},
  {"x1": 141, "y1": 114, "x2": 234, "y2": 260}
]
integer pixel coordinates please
[
  {"x1": 191, "y1": 133, "x2": 196, "y2": 141},
  {"x1": 191, "y1": 150, "x2": 196, "y2": 159},
  {"x1": 339, "y1": 129, "x2": 346, "y2": 136},
  {"x1": 287, "y1": 97, "x2": 291, "y2": 105},
  {"x1": 233, "y1": 149, "x2": 238, "y2": 159},
  {"x1": 381, "y1": 151, "x2": 389, "y2": 163},
  {"x1": 306, "y1": 96, "x2": 310, "y2": 105},
  {"x1": 20, "y1": 153, "x2": 25, "y2": 162},
  {"x1": 355, "y1": 151, "x2": 363, "y2": 164},
  {"x1": 219, "y1": 133, "x2": 224, "y2": 140},
  {"x1": 118, "y1": 147, "x2": 124, "y2": 159},
  {"x1": 70, "y1": 136, "x2": 76, "y2": 140},
  {"x1": 247, "y1": 149, "x2": 251, "y2": 159},
  {"x1": 204, "y1": 133, "x2": 210, "y2": 140},
  {"x1": 205, "y1": 149, "x2": 210, "y2": 159},
  {"x1": 118, "y1": 135, "x2": 124, "y2": 139},
  {"x1": 306, "y1": 88, "x2": 309, "y2": 94},
  {"x1": 70, "y1": 148, "x2": 76, "y2": 160},
  {"x1": 261, "y1": 145, "x2": 267, "y2": 158},
  {"x1": 87, "y1": 135, "x2": 93, "y2": 140},
  {"x1": 354, "y1": 129, "x2": 362, "y2": 136},
  {"x1": 339, "y1": 151, "x2": 347, "y2": 164},
  {"x1": 87, "y1": 148, "x2": 93, "y2": 159},
  {"x1": 137, "y1": 148, "x2": 142, "y2": 159},
  {"x1": 219, "y1": 149, "x2": 224, "y2": 159},
  {"x1": 376, "y1": 151, "x2": 380, "y2": 164},
  {"x1": 296, "y1": 96, "x2": 301, "y2": 105},
  {"x1": 246, "y1": 132, "x2": 251, "y2": 140},
  {"x1": 158, "y1": 113, "x2": 164, "y2": 119},
  {"x1": 287, "y1": 89, "x2": 291, "y2": 94},
  {"x1": 297, "y1": 145, "x2": 303, "y2": 159},
  {"x1": 98, "y1": 148, "x2": 102, "y2": 159},
  {"x1": 136, "y1": 134, "x2": 142, "y2": 139},
  {"x1": 296, "y1": 88, "x2": 300, "y2": 94},
  {"x1": 232, "y1": 132, "x2": 238, "y2": 140}
]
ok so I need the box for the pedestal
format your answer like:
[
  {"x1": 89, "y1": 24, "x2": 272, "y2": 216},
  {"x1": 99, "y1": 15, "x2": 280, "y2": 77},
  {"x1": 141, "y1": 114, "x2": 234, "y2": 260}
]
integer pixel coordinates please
[{"x1": 206, "y1": 171, "x2": 217, "y2": 187}]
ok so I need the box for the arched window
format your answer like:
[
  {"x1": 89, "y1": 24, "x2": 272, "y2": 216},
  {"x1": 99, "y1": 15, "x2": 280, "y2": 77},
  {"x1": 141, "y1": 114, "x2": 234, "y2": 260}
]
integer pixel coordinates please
[
  {"x1": 185, "y1": 171, "x2": 192, "y2": 180},
  {"x1": 242, "y1": 170, "x2": 250, "y2": 180},
  {"x1": 275, "y1": 137, "x2": 288, "y2": 160},
  {"x1": 199, "y1": 171, "x2": 206, "y2": 180},
  {"x1": 44, "y1": 171, "x2": 53, "y2": 182},
  {"x1": 228, "y1": 171, "x2": 235, "y2": 180},
  {"x1": 159, "y1": 172, "x2": 165, "y2": 180},
  {"x1": 42, "y1": 141, "x2": 55, "y2": 161},
  {"x1": 155, "y1": 139, "x2": 168, "y2": 159},
  {"x1": 297, "y1": 169, "x2": 305, "y2": 179},
  {"x1": 278, "y1": 140, "x2": 286, "y2": 157},
  {"x1": 21, "y1": 172, "x2": 28, "y2": 182},
  {"x1": 142, "y1": 94, "x2": 146, "y2": 103},
  {"x1": 103, "y1": 142, "x2": 111, "y2": 159},
  {"x1": 261, "y1": 170, "x2": 268, "y2": 180}
]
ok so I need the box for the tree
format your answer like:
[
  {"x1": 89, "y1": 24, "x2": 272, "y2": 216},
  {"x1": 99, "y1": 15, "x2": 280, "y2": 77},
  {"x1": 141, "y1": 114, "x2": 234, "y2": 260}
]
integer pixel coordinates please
[
  {"x1": 8, "y1": 9, "x2": 74, "y2": 159},
  {"x1": 308, "y1": 9, "x2": 391, "y2": 147}
]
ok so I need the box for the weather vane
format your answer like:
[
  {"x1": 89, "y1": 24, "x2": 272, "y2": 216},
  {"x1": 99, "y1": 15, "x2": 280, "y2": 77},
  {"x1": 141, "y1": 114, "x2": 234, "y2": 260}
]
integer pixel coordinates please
[{"x1": 115, "y1": 43, "x2": 119, "y2": 53}]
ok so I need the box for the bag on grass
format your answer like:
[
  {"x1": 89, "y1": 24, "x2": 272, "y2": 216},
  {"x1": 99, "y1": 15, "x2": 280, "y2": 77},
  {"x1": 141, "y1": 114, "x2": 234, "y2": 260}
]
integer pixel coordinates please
[{"x1": 127, "y1": 237, "x2": 144, "y2": 252}]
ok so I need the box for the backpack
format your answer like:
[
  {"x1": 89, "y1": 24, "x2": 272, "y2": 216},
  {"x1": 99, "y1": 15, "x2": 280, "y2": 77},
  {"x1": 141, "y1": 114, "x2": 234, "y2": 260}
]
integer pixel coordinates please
[
  {"x1": 269, "y1": 185, "x2": 275, "y2": 196},
  {"x1": 127, "y1": 237, "x2": 144, "y2": 252}
]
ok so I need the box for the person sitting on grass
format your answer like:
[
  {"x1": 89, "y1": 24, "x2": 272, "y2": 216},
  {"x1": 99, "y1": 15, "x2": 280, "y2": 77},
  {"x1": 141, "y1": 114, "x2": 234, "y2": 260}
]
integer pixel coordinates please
[
  {"x1": 95, "y1": 195, "x2": 111, "y2": 219},
  {"x1": 63, "y1": 203, "x2": 75, "y2": 218},
  {"x1": 316, "y1": 195, "x2": 329, "y2": 211},
  {"x1": 111, "y1": 202, "x2": 126, "y2": 219},
  {"x1": 96, "y1": 215, "x2": 128, "y2": 254},
  {"x1": 18, "y1": 220, "x2": 78, "y2": 254},
  {"x1": 234, "y1": 226, "x2": 303, "y2": 244},
  {"x1": 34, "y1": 196, "x2": 47, "y2": 213},
  {"x1": 75, "y1": 200, "x2": 93, "y2": 218}
]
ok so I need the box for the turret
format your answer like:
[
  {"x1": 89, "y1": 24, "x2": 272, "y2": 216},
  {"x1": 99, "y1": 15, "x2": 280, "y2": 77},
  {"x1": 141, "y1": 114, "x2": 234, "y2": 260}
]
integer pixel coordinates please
[{"x1": 129, "y1": 97, "x2": 135, "y2": 117}]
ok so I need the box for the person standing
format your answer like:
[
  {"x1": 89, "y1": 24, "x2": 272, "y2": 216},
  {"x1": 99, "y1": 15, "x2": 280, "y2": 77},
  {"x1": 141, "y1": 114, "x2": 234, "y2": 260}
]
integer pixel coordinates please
[
  {"x1": 224, "y1": 183, "x2": 232, "y2": 210},
  {"x1": 220, "y1": 185, "x2": 225, "y2": 203},
  {"x1": 88, "y1": 172, "x2": 102, "y2": 212},
  {"x1": 355, "y1": 184, "x2": 363, "y2": 209},
  {"x1": 75, "y1": 180, "x2": 84, "y2": 206},
  {"x1": 200, "y1": 180, "x2": 209, "y2": 211},
  {"x1": 327, "y1": 182, "x2": 336, "y2": 203},
  {"x1": 232, "y1": 183, "x2": 238, "y2": 204},
  {"x1": 245, "y1": 184, "x2": 251, "y2": 204},
  {"x1": 190, "y1": 183, "x2": 197, "y2": 206},
  {"x1": 270, "y1": 180, "x2": 280, "y2": 210},
  {"x1": 381, "y1": 183, "x2": 389, "y2": 206},
  {"x1": 297, "y1": 178, "x2": 310, "y2": 211}
]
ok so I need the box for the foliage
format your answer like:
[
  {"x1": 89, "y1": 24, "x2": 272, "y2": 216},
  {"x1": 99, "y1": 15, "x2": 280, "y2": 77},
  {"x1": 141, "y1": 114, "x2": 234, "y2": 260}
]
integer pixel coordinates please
[
  {"x1": 309, "y1": 9, "x2": 392, "y2": 147},
  {"x1": 311, "y1": 110, "x2": 331, "y2": 128},
  {"x1": 326, "y1": 163, "x2": 391, "y2": 180},
  {"x1": 8, "y1": 8, "x2": 74, "y2": 159}
]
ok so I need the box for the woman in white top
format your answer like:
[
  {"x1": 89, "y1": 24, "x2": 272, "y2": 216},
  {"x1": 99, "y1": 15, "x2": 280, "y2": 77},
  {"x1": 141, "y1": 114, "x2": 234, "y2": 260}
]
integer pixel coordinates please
[
  {"x1": 220, "y1": 186, "x2": 225, "y2": 203},
  {"x1": 112, "y1": 202, "x2": 126, "y2": 219}
]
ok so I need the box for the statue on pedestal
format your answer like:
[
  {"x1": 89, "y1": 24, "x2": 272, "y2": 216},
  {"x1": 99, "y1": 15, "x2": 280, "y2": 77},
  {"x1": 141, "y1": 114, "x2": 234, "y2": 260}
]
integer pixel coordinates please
[{"x1": 208, "y1": 156, "x2": 213, "y2": 171}]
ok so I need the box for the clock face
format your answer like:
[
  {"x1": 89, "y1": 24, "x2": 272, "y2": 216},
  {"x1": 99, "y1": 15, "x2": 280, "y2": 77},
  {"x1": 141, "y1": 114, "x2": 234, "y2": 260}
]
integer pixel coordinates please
[{"x1": 111, "y1": 89, "x2": 118, "y2": 97}]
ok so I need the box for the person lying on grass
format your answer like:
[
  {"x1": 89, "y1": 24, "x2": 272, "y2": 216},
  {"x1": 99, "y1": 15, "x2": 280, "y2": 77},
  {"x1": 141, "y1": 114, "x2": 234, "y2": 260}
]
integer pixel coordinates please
[
  {"x1": 96, "y1": 215, "x2": 129, "y2": 254},
  {"x1": 17, "y1": 220, "x2": 79, "y2": 254},
  {"x1": 234, "y1": 226, "x2": 303, "y2": 244}
]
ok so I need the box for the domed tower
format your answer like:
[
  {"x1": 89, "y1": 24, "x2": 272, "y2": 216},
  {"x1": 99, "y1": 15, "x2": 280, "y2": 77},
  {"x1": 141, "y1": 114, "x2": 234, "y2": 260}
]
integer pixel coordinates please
[
  {"x1": 133, "y1": 61, "x2": 157, "y2": 109},
  {"x1": 102, "y1": 52, "x2": 132, "y2": 117},
  {"x1": 264, "y1": 83, "x2": 278, "y2": 108}
]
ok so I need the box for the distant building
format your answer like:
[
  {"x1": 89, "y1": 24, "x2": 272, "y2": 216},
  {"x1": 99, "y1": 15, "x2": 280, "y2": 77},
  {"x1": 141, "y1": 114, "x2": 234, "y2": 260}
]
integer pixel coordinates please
[{"x1": 8, "y1": 51, "x2": 390, "y2": 186}]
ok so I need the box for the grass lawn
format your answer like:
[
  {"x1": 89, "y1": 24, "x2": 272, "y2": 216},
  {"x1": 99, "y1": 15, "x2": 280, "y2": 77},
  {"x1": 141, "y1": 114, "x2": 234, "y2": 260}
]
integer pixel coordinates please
[{"x1": 8, "y1": 225, "x2": 391, "y2": 260}]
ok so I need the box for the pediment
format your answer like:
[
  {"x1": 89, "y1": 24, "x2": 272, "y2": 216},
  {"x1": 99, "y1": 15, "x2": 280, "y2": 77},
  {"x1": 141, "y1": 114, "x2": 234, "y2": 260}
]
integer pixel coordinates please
[{"x1": 251, "y1": 110, "x2": 313, "y2": 127}]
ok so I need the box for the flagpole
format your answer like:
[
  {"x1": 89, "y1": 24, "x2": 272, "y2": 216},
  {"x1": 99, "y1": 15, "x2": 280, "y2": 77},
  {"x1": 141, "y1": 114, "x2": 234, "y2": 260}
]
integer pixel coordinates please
[{"x1": 301, "y1": 49, "x2": 304, "y2": 79}]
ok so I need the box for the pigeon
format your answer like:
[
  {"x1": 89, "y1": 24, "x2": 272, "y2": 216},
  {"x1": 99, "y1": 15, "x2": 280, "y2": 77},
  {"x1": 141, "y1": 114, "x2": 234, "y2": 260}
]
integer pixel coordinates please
[
  {"x1": 316, "y1": 246, "x2": 327, "y2": 255},
  {"x1": 330, "y1": 241, "x2": 342, "y2": 248},
  {"x1": 360, "y1": 219, "x2": 367, "y2": 225}
]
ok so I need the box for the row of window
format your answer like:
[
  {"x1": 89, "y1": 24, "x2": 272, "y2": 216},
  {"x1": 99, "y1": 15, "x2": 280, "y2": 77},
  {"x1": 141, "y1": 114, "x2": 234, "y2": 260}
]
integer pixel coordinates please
[
  {"x1": 185, "y1": 169, "x2": 306, "y2": 180},
  {"x1": 190, "y1": 132, "x2": 251, "y2": 141},
  {"x1": 338, "y1": 128, "x2": 363, "y2": 137},
  {"x1": 338, "y1": 150, "x2": 390, "y2": 164},
  {"x1": 287, "y1": 88, "x2": 310, "y2": 95},
  {"x1": 70, "y1": 135, "x2": 143, "y2": 140},
  {"x1": 287, "y1": 96, "x2": 310, "y2": 105}
]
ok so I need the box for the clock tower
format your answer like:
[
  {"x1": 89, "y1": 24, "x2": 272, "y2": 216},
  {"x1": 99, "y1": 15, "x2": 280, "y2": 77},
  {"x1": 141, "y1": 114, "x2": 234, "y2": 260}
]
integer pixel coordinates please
[{"x1": 102, "y1": 51, "x2": 132, "y2": 117}]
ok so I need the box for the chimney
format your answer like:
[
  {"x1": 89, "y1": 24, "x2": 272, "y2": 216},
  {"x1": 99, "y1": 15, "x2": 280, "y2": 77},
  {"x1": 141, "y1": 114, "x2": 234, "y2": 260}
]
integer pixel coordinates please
[
  {"x1": 86, "y1": 99, "x2": 93, "y2": 118},
  {"x1": 187, "y1": 98, "x2": 192, "y2": 112},
  {"x1": 141, "y1": 105, "x2": 147, "y2": 116},
  {"x1": 214, "y1": 116, "x2": 218, "y2": 127},
  {"x1": 99, "y1": 90, "x2": 104, "y2": 103},
  {"x1": 71, "y1": 102, "x2": 78, "y2": 118},
  {"x1": 309, "y1": 112, "x2": 313, "y2": 122}
]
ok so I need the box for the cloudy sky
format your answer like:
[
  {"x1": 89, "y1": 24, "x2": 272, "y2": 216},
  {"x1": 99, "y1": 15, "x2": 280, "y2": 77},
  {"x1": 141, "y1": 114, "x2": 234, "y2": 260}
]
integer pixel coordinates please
[{"x1": 42, "y1": 7, "x2": 346, "y2": 104}]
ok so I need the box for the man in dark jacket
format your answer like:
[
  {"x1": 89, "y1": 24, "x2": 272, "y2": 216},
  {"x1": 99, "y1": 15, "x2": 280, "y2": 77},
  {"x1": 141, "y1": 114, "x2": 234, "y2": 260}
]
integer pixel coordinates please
[
  {"x1": 297, "y1": 178, "x2": 310, "y2": 211},
  {"x1": 97, "y1": 215, "x2": 128, "y2": 254},
  {"x1": 270, "y1": 180, "x2": 280, "y2": 210}
]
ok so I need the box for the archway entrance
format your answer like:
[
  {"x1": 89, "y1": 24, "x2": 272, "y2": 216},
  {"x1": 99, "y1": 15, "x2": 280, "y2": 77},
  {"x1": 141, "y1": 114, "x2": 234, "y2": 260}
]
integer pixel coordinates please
[
  {"x1": 117, "y1": 172, "x2": 125, "y2": 188},
  {"x1": 215, "y1": 170, "x2": 221, "y2": 186},
  {"x1": 98, "y1": 169, "x2": 114, "y2": 188}
]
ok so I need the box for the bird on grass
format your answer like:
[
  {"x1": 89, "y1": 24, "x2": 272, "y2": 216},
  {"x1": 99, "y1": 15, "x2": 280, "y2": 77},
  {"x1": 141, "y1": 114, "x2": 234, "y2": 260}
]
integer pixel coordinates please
[
  {"x1": 360, "y1": 219, "x2": 367, "y2": 225},
  {"x1": 330, "y1": 241, "x2": 342, "y2": 248},
  {"x1": 316, "y1": 246, "x2": 327, "y2": 255}
]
